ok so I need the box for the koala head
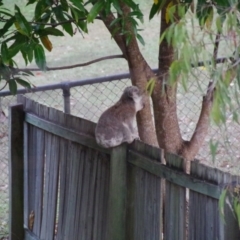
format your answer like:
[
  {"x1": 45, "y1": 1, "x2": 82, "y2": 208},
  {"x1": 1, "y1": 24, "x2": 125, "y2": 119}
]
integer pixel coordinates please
[{"x1": 122, "y1": 86, "x2": 145, "y2": 112}]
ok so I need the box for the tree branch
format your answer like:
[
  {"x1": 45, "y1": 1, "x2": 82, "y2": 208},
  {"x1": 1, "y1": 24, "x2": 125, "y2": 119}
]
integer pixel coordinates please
[
  {"x1": 213, "y1": 32, "x2": 221, "y2": 66},
  {"x1": 16, "y1": 54, "x2": 125, "y2": 72},
  {"x1": 31, "y1": 16, "x2": 102, "y2": 27},
  {"x1": 182, "y1": 82, "x2": 214, "y2": 161},
  {"x1": 100, "y1": 11, "x2": 127, "y2": 57},
  {"x1": 181, "y1": 33, "x2": 226, "y2": 162}
]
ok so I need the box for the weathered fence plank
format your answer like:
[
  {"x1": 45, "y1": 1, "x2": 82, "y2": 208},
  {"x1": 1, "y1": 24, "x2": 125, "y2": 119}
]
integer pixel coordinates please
[
  {"x1": 107, "y1": 144, "x2": 127, "y2": 240},
  {"x1": 31, "y1": 102, "x2": 45, "y2": 237},
  {"x1": 9, "y1": 104, "x2": 24, "y2": 240},
  {"x1": 23, "y1": 99, "x2": 38, "y2": 232},
  {"x1": 189, "y1": 161, "x2": 240, "y2": 240},
  {"x1": 40, "y1": 133, "x2": 60, "y2": 240},
  {"x1": 126, "y1": 141, "x2": 161, "y2": 240},
  {"x1": 165, "y1": 153, "x2": 186, "y2": 240}
]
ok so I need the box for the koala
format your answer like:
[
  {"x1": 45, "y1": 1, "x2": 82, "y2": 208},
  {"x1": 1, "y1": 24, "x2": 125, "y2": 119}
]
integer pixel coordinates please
[{"x1": 95, "y1": 86, "x2": 145, "y2": 148}]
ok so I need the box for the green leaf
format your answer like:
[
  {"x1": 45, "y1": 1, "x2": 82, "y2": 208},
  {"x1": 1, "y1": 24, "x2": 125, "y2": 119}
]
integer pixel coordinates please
[
  {"x1": 69, "y1": 0, "x2": 85, "y2": 12},
  {"x1": 0, "y1": 8, "x2": 13, "y2": 17},
  {"x1": 26, "y1": 43, "x2": 35, "y2": 63},
  {"x1": 70, "y1": 5, "x2": 79, "y2": 23},
  {"x1": 0, "y1": 16, "x2": 15, "y2": 37},
  {"x1": 126, "y1": 34, "x2": 132, "y2": 46},
  {"x1": 21, "y1": 50, "x2": 28, "y2": 65},
  {"x1": 35, "y1": 0, "x2": 49, "y2": 20},
  {"x1": 146, "y1": 78, "x2": 156, "y2": 96},
  {"x1": 39, "y1": 27, "x2": 64, "y2": 36},
  {"x1": 8, "y1": 42, "x2": 25, "y2": 59},
  {"x1": 14, "y1": 5, "x2": 32, "y2": 37},
  {"x1": 34, "y1": 44, "x2": 46, "y2": 70},
  {"x1": 27, "y1": 0, "x2": 37, "y2": 5},
  {"x1": 53, "y1": 6, "x2": 74, "y2": 36},
  {"x1": 196, "y1": 3, "x2": 213, "y2": 28},
  {"x1": 78, "y1": 20, "x2": 88, "y2": 33},
  {"x1": 218, "y1": 189, "x2": 227, "y2": 224},
  {"x1": 215, "y1": 0, "x2": 231, "y2": 16},
  {"x1": 63, "y1": 22, "x2": 74, "y2": 36},
  {"x1": 215, "y1": 16, "x2": 223, "y2": 33},
  {"x1": 234, "y1": 199, "x2": 240, "y2": 228},
  {"x1": 159, "y1": 30, "x2": 167, "y2": 44},
  {"x1": 136, "y1": 34, "x2": 145, "y2": 46},
  {"x1": 20, "y1": 69, "x2": 34, "y2": 76},
  {"x1": 211, "y1": 100, "x2": 221, "y2": 124},
  {"x1": 53, "y1": 5, "x2": 65, "y2": 21},
  {"x1": 124, "y1": 0, "x2": 138, "y2": 9},
  {"x1": 149, "y1": 0, "x2": 166, "y2": 20},
  {"x1": 112, "y1": 0, "x2": 122, "y2": 14},
  {"x1": 9, "y1": 79, "x2": 17, "y2": 95},
  {"x1": 109, "y1": 18, "x2": 122, "y2": 28},
  {"x1": 16, "y1": 78, "x2": 31, "y2": 89},
  {"x1": 60, "y1": 0, "x2": 69, "y2": 12},
  {"x1": 209, "y1": 139, "x2": 218, "y2": 163},
  {"x1": 1, "y1": 42, "x2": 9, "y2": 64},
  {"x1": 87, "y1": 1, "x2": 105, "y2": 23}
]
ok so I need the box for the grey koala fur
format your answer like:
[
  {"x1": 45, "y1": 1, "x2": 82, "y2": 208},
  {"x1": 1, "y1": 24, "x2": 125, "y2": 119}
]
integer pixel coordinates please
[{"x1": 95, "y1": 86, "x2": 145, "y2": 148}]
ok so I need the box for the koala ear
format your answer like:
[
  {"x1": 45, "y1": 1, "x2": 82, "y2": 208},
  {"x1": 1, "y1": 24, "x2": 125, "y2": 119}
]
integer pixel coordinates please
[{"x1": 127, "y1": 89, "x2": 134, "y2": 99}]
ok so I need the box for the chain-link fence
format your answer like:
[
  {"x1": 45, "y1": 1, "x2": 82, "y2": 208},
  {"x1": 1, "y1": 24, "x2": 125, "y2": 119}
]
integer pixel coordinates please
[{"x1": 0, "y1": 68, "x2": 240, "y2": 237}]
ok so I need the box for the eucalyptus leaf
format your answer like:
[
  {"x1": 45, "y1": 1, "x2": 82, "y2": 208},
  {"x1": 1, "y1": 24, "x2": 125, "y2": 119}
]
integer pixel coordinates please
[
  {"x1": 34, "y1": 44, "x2": 46, "y2": 70},
  {"x1": 16, "y1": 78, "x2": 31, "y2": 89},
  {"x1": 87, "y1": 1, "x2": 105, "y2": 23},
  {"x1": 14, "y1": 5, "x2": 32, "y2": 37},
  {"x1": 218, "y1": 189, "x2": 227, "y2": 224},
  {"x1": 9, "y1": 79, "x2": 17, "y2": 95}
]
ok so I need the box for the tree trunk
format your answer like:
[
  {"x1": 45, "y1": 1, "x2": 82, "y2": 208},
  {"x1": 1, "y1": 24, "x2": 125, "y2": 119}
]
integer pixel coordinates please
[
  {"x1": 152, "y1": 3, "x2": 183, "y2": 154},
  {"x1": 101, "y1": 1, "x2": 214, "y2": 161},
  {"x1": 152, "y1": 1, "x2": 214, "y2": 163}
]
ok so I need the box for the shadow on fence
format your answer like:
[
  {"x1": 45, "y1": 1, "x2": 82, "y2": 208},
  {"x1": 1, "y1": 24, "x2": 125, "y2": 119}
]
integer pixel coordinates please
[{"x1": 8, "y1": 96, "x2": 240, "y2": 240}]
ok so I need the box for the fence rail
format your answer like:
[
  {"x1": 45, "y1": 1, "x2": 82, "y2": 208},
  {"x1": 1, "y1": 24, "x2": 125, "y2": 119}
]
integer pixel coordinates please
[{"x1": 8, "y1": 96, "x2": 240, "y2": 240}]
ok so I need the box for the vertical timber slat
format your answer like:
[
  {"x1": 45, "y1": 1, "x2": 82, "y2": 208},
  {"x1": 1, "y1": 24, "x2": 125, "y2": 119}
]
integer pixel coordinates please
[
  {"x1": 40, "y1": 108, "x2": 61, "y2": 240},
  {"x1": 127, "y1": 141, "x2": 161, "y2": 240},
  {"x1": 107, "y1": 145, "x2": 127, "y2": 240},
  {"x1": 189, "y1": 161, "x2": 240, "y2": 240},
  {"x1": 9, "y1": 104, "x2": 24, "y2": 240},
  {"x1": 165, "y1": 153, "x2": 186, "y2": 240}
]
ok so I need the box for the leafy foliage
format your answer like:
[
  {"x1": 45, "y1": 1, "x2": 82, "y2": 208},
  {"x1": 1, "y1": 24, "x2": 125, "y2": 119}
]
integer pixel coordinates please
[
  {"x1": 0, "y1": 0, "x2": 145, "y2": 94},
  {"x1": 219, "y1": 185, "x2": 240, "y2": 228},
  {"x1": 154, "y1": 0, "x2": 240, "y2": 125}
]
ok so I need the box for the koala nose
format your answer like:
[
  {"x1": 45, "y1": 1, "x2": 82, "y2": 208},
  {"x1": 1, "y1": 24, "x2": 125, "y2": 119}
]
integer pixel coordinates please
[{"x1": 142, "y1": 103, "x2": 145, "y2": 108}]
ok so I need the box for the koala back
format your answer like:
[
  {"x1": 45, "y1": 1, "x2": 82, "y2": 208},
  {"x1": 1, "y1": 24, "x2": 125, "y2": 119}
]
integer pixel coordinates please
[{"x1": 95, "y1": 100, "x2": 136, "y2": 148}]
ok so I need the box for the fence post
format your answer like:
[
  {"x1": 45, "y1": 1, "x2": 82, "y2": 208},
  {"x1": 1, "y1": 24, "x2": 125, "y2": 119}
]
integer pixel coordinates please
[
  {"x1": 8, "y1": 103, "x2": 24, "y2": 240},
  {"x1": 62, "y1": 83, "x2": 71, "y2": 114},
  {"x1": 107, "y1": 144, "x2": 127, "y2": 240}
]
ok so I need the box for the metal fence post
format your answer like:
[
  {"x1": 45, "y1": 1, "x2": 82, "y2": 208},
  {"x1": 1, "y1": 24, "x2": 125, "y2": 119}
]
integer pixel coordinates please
[{"x1": 62, "y1": 83, "x2": 71, "y2": 114}]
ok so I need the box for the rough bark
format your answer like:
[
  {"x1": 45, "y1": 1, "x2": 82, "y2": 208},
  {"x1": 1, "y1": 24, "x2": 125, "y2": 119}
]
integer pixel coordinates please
[
  {"x1": 152, "y1": 3, "x2": 183, "y2": 154},
  {"x1": 181, "y1": 86, "x2": 213, "y2": 161}
]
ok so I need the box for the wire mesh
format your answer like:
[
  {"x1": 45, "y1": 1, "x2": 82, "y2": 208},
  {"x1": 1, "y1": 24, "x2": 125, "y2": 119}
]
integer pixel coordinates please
[{"x1": 0, "y1": 68, "x2": 240, "y2": 237}]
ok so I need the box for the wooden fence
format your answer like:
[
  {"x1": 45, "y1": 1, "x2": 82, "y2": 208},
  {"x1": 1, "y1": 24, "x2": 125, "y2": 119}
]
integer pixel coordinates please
[{"x1": 8, "y1": 96, "x2": 240, "y2": 240}]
